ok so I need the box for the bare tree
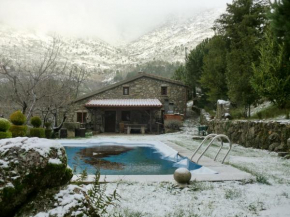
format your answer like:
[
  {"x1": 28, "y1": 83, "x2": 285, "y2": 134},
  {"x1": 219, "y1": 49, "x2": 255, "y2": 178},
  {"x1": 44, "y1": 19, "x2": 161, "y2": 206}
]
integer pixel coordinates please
[{"x1": 0, "y1": 36, "x2": 89, "y2": 126}]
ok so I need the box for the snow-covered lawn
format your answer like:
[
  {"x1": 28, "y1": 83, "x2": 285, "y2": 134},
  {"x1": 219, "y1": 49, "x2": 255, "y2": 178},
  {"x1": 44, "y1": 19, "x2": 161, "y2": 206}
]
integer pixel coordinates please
[
  {"x1": 38, "y1": 118, "x2": 290, "y2": 217},
  {"x1": 85, "y1": 127, "x2": 290, "y2": 217}
]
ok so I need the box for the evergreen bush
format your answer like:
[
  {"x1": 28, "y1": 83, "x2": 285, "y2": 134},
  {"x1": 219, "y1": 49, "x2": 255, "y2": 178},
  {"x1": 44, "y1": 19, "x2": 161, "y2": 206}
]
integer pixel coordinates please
[
  {"x1": 0, "y1": 131, "x2": 12, "y2": 139},
  {"x1": 10, "y1": 111, "x2": 26, "y2": 125},
  {"x1": 30, "y1": 116, "x2": 42, "y2": 128},
  {"x1": 44, "y1": 122, "x2": 52, "y2": 139},
  {"x1": 45, "y1": 129, "x2": 52, "y2": 139},
  {"x1": 9, "y1": 125, "x2": 27, "y2": 137},
  {"x1": 0, "y1": 118, "x2": 11, "y2": 132},
  {"x1": 30, "y1": 128, "x2": 45, "y2": 138},
  {"x1": 44, "y1": 122, "x2": 52, "y2": 128}
]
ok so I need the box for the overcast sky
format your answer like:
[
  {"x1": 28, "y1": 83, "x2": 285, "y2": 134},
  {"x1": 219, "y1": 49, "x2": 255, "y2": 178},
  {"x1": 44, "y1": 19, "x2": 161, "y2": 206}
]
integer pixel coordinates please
[{"x1": 0, "y1": 0, "x2": 231, "y2": 44}]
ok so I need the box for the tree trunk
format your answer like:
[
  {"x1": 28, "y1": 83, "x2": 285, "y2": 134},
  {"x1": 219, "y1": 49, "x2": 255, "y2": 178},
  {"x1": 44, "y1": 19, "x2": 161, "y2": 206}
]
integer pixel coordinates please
[{"x1": 53, "y1": 114, "x2": 67, "y2": 133}]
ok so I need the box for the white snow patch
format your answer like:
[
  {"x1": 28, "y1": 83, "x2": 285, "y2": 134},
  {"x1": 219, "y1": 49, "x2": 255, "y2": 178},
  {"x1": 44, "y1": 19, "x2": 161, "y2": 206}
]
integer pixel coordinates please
[
  {"x1": 0, "y1": 159, "x2": 9, "y2": 168},
  {"x1": 187, "y1": 100, "x2": 193, "y2": 107},
  {"x1": 48, "y1": 158, "x2": 62, "y2": 165},
  {"x1": 191, "y1": 166, "x2": 218, "y2": 175},
  {"x1": 217, "y1": 99, "x2": 230, "y2": 106},
  {"x1": 0, "y1": 137, "x2": 63, "y2": 157},
  {"x1": 34, "y1": 212, "x2": 49, "y2": 217}
]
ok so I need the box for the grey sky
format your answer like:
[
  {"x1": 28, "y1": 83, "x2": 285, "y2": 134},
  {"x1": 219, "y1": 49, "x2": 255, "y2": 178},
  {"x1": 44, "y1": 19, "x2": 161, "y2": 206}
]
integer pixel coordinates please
[{"x1": 0, "y1": 0, "x2": 232, "y2": 44}]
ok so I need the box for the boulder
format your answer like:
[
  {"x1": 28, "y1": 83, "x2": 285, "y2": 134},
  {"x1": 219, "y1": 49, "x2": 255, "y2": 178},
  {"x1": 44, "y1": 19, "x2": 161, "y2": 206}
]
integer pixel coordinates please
[
  {"x1": 0, "y1": 137, "x2": 73, "y2": 217},
  {"x1": 274, "y1": 143, "x2": 288, "y2": 152},
  {"x1": 269, "y1": 142, "x2": 280, "y2": 152},
  {"x1": 15, "y1": 185, "x2": 87, "y2": 217}
]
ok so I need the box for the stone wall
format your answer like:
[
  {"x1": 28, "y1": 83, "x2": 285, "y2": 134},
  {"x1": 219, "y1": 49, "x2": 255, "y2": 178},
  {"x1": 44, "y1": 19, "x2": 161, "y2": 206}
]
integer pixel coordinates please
[
  {"x1": 69, "y1": 76, "x2": 187, "y2": 122},
  {"x1": 202, "y1": 118, "x2": 290, "y2": 152}
]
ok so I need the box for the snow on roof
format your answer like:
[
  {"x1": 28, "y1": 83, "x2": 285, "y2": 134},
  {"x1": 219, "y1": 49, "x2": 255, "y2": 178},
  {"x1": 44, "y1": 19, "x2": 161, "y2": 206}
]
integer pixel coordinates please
[{"x1": 85, "y1": 99, "x2": 163, "y2": 107}]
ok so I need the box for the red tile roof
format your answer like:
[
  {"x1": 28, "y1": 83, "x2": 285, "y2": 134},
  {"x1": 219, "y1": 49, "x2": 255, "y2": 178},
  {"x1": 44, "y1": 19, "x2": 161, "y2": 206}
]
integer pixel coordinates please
[{"x1": 85, "y1": 99, "x2": 163, "y2": 107}]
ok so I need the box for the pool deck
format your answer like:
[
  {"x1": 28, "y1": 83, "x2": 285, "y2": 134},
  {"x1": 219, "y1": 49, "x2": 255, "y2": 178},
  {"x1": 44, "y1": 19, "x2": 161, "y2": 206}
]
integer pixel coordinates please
[{"x1": 71, "y1": 140, "x2": 254, "y2": 183}]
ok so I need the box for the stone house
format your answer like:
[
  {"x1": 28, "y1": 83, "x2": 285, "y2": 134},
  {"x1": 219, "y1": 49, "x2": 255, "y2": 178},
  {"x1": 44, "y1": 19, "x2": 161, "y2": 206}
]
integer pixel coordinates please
[{"x1": 70, "y1": 73, "x2": 187, "y2": 133}]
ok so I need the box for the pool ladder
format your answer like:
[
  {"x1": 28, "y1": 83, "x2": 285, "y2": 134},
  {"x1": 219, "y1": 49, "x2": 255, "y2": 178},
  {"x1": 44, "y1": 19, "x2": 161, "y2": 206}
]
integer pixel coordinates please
[{"x1": 191, "y1": 134, "x2": 232, "y2": 164}]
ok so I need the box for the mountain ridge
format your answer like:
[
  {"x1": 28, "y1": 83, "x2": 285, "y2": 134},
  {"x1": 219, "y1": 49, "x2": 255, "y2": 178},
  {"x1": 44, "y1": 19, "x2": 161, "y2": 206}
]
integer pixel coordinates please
[{"x1": 0, "y1": 8, "x2": 225, "y2": 85}]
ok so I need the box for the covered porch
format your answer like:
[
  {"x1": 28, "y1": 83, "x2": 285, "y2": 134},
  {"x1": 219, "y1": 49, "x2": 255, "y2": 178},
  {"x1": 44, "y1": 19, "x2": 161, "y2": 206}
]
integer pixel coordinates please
[{"x1": 85, "y1": 99, "x2": 163, "y2": 134}]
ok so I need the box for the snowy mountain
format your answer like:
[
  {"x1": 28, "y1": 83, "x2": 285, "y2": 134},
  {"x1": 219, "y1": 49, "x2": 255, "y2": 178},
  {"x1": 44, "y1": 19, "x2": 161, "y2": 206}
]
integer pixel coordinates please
[
  {"x1": 124, "y1": 8, "x2": 225, "y2": 63},
  {"x1": 0, "y1": 8, "x2": 224, "y2": 84}
]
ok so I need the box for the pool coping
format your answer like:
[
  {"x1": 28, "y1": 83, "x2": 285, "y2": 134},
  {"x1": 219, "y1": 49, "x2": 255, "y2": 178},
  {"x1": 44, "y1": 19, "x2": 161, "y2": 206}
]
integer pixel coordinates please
[{"x1": 70, "y1": 140, "x2": 254, "y2": 183}]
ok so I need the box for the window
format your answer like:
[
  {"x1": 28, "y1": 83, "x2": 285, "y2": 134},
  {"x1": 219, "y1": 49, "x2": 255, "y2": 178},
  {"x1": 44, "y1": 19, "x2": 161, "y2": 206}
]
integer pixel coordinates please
[
  {"x1": 121, "y1": 111, "x2": 130, "y2": 121},
  {"x1": 123, "y1": 87, "x2": 129, "y2": 95},
  {"x1": 161, "y1": 86, "x2": 167, "y2": 95},
  {"x1": 168, "y1": 103, "x2": 174, "y2": 114},
  {"x1": 77, "y1": 112, "x2": 87, "y2": 123}
]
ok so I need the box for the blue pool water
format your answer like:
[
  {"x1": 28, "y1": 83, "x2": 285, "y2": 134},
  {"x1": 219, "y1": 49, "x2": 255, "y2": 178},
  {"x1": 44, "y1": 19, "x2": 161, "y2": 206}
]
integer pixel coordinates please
[{"x1": 64, "y1": 144, "x2": 202, "y2": 175}]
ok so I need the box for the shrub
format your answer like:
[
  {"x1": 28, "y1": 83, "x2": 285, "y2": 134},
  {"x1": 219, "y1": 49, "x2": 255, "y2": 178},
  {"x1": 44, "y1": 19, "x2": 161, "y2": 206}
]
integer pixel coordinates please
[
  {"x1": 44, "y1": 122, "x2": 52, "y2": 129},
  {"x1": 0, "y1": 118, "x2": 11, "y2": 132},
  {"x1": 63, "y1": 122, "x2": 80, "y2": 131},
  {"x1": 30, "y1": 128, "x2": 45, "y2": 138},
  {"x1": 164, "y1": 120, "x2": 182, "y2": 131},
  {"x1": 45, "y1": 129, "x2": 52, "y2": 139},
  {"x1": 256, "y1": 175, "x2": 271, "y2": 185},
  {"x1": 256, "y1": 111, "x2": 263, "y2": 119},
  {"x1": 9, "y1": 125, "x2": 27, "y2": 137},
  {"x1": 10, "y1": 111, "x2": 26, "y2": 125},
  {"x1": 0, "y1": 131, "x2": 12, "y2": 139},
  {"x1": 30, "y1": 116, "x2": 42, "y2": 128},
  {"x1": 82, "y1": 170, "x2": 120, "y2": 216}
]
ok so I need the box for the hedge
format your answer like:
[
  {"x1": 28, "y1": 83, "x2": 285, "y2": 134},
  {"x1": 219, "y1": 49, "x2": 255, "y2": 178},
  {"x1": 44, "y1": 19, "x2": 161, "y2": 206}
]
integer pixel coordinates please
[
  {"x1": 45, "y1": 129, "x2": 52, "y2": 139},
  {"x1": 30, "y1": 128, "x2": 45, "y2": 138},
  {"x1": 9, "y1": 125, "x2": 27, "y2": 137},
  {"x1": 0, "y1": 131, "x2": 12, "y2": 139}
]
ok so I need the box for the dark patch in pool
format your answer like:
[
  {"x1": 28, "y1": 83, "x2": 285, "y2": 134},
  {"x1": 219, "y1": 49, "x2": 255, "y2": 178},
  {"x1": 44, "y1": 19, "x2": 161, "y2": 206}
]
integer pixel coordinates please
[{"x1": 76, "y1": 146, "x2": 134, "y2": 170}]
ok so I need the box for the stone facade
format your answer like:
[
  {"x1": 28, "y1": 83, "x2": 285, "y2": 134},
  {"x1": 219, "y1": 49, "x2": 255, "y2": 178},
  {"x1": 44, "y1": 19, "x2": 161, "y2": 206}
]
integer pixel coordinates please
[
  {"x1": 201, "y1": 117, "x2": 290, "y2": 152},
  {"x1": 69, "y1": 73, "x2": 187, "y2": 133}
]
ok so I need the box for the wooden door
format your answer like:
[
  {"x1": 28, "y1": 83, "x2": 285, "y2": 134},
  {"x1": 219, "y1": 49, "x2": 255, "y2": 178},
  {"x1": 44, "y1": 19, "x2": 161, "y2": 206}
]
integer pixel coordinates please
[{"x1": 105, "y1": 111, "x2": 116, "y2": 132}]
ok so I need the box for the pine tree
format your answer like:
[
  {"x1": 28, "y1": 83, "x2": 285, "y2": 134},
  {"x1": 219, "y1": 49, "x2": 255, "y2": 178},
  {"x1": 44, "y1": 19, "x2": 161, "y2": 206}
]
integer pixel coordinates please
[
  {"x1": 200, "y1": 35, "x2": 229, "y2": 103},
  {"x1": 184, "y1": 38, "x2": 210, "y2": 98},
  {"x1": 215, "y1": 0, "x2": 269, "y2": 116},
  {"x1": 269, "y1": 0, "x2": 290, "y2": 56},
  {"x1": 251, "y1": 30, "x2": 290, "y2": 108}
]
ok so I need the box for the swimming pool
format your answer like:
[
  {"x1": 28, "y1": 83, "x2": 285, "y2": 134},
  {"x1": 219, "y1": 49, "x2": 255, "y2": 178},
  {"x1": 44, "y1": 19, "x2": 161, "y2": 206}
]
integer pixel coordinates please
[{"x1": 63, "y1": 141, "x2": 216, "y2": 175}]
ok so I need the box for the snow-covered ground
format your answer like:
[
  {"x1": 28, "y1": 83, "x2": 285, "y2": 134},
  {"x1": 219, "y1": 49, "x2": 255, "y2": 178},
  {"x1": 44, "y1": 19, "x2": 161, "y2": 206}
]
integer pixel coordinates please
[
  {"x1": 27, "y1": 117, "x2": 290, "y2": 217},
  {"x1": 57, "y1": 123, "x2": 289, "y2": 217}
]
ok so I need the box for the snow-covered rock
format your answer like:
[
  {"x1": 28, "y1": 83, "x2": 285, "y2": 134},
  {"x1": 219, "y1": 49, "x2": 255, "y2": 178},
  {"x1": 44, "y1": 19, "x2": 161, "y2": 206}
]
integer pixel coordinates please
[
  {"x1": 15, "y1": 185, "x2": 88, "y2": 217},
  {"x1": 0, "y1": 137, "x2": 73, "y2": 217}
]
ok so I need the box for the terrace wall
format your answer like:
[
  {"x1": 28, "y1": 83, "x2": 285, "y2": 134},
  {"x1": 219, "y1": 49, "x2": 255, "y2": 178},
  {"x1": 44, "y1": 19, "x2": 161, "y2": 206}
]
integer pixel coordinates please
[{"x1": 201, "y1": 116, "x2": 290, "y2": 152}]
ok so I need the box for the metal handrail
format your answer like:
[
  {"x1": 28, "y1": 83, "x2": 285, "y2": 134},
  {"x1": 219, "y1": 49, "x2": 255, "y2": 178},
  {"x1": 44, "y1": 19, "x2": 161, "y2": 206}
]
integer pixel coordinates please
[
  {"x1": 191, "y1": 134, "x2": 218, "y2": 160},
  {"x1": 191, "y1": 134, "x2": 232, "y2": 164}
]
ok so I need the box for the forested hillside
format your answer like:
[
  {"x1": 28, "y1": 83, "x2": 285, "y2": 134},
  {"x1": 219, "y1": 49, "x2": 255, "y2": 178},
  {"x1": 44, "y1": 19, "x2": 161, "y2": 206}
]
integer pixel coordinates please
[{"x1": 173, "y1": 0, "x2": 290, "y2": 118}]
